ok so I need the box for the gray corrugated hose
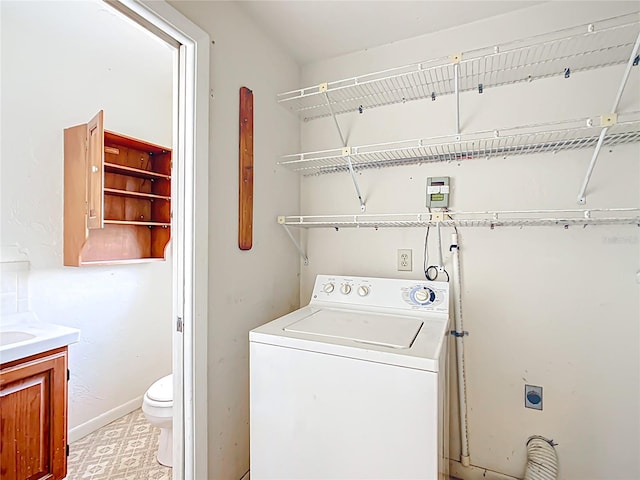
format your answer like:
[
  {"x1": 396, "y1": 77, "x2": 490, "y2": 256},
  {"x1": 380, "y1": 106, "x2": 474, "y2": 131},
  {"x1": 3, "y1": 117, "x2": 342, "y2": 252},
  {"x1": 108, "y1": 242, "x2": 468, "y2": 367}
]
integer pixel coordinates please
[{"x1": 524, "y1": 436, "x2": 559, "y2": 480}]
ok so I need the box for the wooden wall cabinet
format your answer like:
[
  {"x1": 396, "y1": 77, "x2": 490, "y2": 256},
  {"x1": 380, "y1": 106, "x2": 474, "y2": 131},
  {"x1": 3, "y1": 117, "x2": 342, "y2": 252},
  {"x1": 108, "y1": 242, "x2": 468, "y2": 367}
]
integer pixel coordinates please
[
  {"x1": 64, "y1": 110, "x2": 172, "y2": 266},
  {"x1": 0, "y1": 347, "x2": 69, "y2": 480}
]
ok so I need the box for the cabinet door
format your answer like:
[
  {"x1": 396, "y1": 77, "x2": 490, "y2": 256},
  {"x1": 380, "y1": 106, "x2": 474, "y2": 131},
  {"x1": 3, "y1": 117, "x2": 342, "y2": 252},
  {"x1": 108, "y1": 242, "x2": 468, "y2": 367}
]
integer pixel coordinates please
[
  {"x1": 86, "y1": 110, "x2": 104, "y2": 229},
  {"x1": 0, "y1": 349, "x2": 68, "y2": 480}
]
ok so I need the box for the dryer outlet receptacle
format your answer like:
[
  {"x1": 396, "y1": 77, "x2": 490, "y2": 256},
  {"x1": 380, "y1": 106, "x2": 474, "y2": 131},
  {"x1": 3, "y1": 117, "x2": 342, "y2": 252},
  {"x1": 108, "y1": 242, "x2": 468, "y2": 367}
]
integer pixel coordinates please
[{"x1": 525, "y1": 384, "x2": 543, "y2": 410}]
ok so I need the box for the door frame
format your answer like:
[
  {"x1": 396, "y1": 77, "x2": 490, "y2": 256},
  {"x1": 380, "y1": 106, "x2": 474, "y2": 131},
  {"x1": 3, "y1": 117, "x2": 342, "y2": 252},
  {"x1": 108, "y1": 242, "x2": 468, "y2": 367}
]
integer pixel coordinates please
[{"x1": 104, "y1": 1, "x2": 209, "y2": 479}]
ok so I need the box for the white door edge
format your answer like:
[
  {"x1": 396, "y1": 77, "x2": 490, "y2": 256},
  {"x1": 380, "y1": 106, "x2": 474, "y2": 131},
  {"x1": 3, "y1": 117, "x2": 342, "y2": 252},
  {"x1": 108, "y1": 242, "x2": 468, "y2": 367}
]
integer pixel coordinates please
[{"x1": 103, "y1": 2, "x2": 210, "y2": 479}]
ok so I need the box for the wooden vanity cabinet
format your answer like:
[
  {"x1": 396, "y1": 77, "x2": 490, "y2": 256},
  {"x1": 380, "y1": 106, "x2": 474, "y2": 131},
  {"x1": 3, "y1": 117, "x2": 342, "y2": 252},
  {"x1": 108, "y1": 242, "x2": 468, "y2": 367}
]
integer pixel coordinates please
[
  {"x1": 64, "y1": 110, "x2": 172, "y2": 266},
  {"x1": 0, "y1": 347, "x2": 68, "y2": 480}
]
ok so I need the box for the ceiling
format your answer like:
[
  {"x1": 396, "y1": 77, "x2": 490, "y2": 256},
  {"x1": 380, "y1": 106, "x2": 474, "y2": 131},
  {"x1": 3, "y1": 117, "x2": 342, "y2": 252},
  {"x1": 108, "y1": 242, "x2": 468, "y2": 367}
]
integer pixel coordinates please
[{"x1": 236, "y1": 1, "x2": 546, "y2": 65}]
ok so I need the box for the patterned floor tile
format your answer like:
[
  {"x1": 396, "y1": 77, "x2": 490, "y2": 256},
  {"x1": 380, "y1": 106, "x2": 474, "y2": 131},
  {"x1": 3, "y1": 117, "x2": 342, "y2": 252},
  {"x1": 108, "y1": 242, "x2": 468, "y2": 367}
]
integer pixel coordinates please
[{"x1": 67, "y1": 409, "x2": 172, "y2": 480}]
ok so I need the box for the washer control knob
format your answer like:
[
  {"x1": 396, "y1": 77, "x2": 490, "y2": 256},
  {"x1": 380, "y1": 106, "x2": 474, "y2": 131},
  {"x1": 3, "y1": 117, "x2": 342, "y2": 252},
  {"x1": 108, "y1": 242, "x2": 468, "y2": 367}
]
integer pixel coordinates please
[
  {"x1": 357, "y1": 286, "x2": 370, "y2": 297},
  {"x1": 323, "y1": 283, "x2": 335, "y2": 294},
  {"x1": 412, "y1": 287, "x2": 436, "y2": 305},
  {"x1": 414, "y1": 289, "x2": 430, "y2": 302},
  {"x1": 340, "y1": 284, "x2": 352, "y2": 295}
]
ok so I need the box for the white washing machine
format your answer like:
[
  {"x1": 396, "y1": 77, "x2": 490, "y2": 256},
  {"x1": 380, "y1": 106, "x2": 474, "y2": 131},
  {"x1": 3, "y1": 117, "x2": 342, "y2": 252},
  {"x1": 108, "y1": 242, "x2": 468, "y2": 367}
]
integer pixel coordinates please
[{"x1": 250, "y1": 274, "x2": 450, "y2": 480}]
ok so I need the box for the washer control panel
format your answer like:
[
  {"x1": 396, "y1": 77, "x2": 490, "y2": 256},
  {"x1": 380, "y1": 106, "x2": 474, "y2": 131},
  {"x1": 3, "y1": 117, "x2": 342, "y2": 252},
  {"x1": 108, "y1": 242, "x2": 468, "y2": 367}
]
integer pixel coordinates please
[{"x1": 312, "y1": 275, "x2": 448, "y2": 314}]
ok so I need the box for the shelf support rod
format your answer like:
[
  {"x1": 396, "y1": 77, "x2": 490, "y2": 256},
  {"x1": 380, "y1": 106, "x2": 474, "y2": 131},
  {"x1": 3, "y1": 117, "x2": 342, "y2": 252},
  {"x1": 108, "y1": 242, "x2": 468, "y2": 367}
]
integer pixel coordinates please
[
  {"x1": 577, "y1": 127, "x2": 609, "y2": 205},
  {"x1": 281, "y1": 223, "x2": 309, "y2": 266},
  {"x1": 578, "y1": 30, "x2": 640, "y2": 204},
  {"x1": 323, "y1": 91, "x2": 366, "y2": 212},
  {"x1": 454, "y1": 62, "x2": 461, "y2": 136},
  {"x1": 611, "y1": 31, "x2": 640, "y2": 114}
]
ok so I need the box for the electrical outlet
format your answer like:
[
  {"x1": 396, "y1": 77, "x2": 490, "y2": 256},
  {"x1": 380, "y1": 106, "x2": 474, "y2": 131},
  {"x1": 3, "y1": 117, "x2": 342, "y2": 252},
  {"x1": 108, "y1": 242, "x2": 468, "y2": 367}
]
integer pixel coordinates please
[
  {"x1": 397, "y1": 249, "x2": 412, "y2": 271},
  {"x1": 525, "y1": 385, "x2": 543, "y2": 410}
]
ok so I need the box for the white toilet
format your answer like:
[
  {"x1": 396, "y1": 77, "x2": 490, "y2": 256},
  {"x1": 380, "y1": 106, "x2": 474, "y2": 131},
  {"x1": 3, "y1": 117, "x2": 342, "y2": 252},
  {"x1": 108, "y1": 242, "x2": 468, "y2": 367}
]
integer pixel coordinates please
[{"x1": 142, "y1": 374, "x2": 173, "y2": 467}]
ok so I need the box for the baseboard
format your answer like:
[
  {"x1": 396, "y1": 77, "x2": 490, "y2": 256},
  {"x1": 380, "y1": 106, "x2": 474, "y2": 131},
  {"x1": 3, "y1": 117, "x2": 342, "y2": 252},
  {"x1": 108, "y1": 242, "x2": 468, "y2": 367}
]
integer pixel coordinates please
[
  {"x1": 68, "y1": 396, "x2": 143, "y2": 444},
  {"x1": 449, "y1": 459, "x2": 521, "y2": 480}
]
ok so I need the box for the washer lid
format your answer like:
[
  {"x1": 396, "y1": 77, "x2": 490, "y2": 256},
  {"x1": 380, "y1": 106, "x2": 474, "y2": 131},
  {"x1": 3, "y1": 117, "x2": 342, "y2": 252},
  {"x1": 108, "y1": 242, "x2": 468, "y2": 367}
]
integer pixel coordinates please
[
  {"x1": 147, "y1": 374, "x2": 173, "y2": 402},
  {"x1": 284, "y1": 309, "x2": 423, "y2": 349}
]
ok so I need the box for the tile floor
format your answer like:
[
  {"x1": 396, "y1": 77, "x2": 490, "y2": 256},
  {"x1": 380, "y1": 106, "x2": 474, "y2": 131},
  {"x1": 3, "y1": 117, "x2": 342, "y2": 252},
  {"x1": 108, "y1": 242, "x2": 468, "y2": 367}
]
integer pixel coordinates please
[{"x1": 67, "y1": 409, "x2": 171, "y2": 480}]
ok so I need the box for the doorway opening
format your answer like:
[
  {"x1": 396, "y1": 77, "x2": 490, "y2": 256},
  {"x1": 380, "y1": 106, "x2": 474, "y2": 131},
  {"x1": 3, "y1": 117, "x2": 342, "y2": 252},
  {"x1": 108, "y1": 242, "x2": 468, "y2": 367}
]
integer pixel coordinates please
[{"x1": 103, "y1": 2, "x2": 210, "y2": 479}]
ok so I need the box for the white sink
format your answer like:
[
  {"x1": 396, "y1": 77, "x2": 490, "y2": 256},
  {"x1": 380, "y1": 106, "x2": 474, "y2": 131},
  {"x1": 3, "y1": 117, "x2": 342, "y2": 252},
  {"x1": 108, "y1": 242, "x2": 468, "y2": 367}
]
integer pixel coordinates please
[
  {"x1": 0, "y1": 312, "x2": 80, "y2": 364},
  {"x1": 0, "y1": 331, "x2": 37, "y2": 346}
]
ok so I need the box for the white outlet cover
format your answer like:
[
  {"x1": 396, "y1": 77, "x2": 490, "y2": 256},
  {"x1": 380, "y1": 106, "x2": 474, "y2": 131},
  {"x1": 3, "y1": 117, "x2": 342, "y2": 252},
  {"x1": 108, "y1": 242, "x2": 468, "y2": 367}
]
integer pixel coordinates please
[{"x1": 397, "y1": 249, "x2": 412, "y2": 271}]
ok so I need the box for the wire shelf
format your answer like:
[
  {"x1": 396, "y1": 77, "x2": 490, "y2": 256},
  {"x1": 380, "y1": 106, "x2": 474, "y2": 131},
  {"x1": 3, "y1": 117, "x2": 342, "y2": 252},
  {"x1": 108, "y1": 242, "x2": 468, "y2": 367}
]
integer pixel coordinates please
[
  {"x1": 279, "y1": 112, "x2": 640, "y2": 175},
  {"x1": 278, "y1": 209, "x2": 640, "y2": 229},
  {"x1": 277, "y1": 13, "x2": 640, "y2": 121}
]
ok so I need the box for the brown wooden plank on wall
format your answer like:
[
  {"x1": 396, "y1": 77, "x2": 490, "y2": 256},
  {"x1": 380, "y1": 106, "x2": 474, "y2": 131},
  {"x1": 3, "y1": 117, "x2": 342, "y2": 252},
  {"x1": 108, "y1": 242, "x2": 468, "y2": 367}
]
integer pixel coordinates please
[{"x1": 239, "y1": 86, "x2": 254, "y2": 250}]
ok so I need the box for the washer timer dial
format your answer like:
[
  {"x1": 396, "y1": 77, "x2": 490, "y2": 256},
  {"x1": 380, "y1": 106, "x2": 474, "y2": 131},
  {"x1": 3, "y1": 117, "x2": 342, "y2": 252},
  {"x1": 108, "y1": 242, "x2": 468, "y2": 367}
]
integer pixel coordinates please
[{"x1": 410, "y1": 286, "x2": 436, "y2": 305}]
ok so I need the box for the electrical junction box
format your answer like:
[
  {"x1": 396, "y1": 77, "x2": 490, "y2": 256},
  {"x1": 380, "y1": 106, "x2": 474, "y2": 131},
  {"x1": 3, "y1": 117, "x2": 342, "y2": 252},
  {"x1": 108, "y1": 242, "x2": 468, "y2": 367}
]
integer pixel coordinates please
[{"x1": 426, "y1": 177, "x2": 450, "y2": 208}]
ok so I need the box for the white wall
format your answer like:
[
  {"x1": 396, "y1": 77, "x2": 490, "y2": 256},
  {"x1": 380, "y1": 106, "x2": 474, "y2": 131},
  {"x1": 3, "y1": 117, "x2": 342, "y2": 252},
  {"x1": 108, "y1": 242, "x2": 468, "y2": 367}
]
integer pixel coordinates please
[
  {"x1": 0, "y1": 0, "x2": 174, "y2": 438},
  {"x1": 299, "y1": 3, "x2": 639, "y2": 480},
  {"x1": 167, "y1": 2, "x2": 301, "y2": 479}
]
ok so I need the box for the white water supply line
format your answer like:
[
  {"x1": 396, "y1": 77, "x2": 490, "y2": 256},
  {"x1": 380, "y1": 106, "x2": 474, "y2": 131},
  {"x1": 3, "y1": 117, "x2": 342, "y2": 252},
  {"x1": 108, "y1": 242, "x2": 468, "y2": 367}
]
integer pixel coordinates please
[
  {"x1": 450, "y1": 232, "x2": 470, "y2": 466},
  {"x1": 524, "y1": 436, "x2": 559, "y2": 480},
  {"x1": 450, "y1": 233, "x2": 559, "y2": 477}
]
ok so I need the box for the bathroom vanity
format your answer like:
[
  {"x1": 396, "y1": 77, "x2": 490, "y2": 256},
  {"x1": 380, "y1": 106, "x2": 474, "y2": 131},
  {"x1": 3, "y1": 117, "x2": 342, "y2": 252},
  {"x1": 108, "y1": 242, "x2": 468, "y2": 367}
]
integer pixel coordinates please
[
  {"x1": 0, "y1": 315, "x2": 80, "y2": 480},
  {"x1": 0, "y1": 347, "x2": 68, "y2": 480}
]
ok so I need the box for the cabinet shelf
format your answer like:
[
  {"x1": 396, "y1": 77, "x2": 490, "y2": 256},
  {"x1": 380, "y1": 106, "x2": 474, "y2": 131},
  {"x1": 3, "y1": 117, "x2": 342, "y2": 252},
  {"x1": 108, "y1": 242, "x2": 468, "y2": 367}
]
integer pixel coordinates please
[
  {"x1": 79, "y1": 258, "x2": 167, "y2": 266},
  {"x1": 104, "y1": 162, "x2": 171, "y2": 180},
  {"x1": 280, "y1": 111, "x2": 640, "y2": 175},
  {"x1": 104, "y1": 187, "x2": 170, "y2": 201},
  {"x1": 278, "y1": 208, "x2": 640, "y2": 229},
  {"x1": 103, "y1": 220, "x2": 171, "y2": 227},
  {"x1": 277, "y1": 13, "x2": 640, "y2": 121}
]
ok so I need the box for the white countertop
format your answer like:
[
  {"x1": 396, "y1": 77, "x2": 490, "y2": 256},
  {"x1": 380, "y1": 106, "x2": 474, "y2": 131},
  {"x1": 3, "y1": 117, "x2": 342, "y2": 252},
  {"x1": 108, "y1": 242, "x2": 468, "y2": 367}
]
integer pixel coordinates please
[{"x1": 0, "y1": 312, "x2": 80, "y2": 364}]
